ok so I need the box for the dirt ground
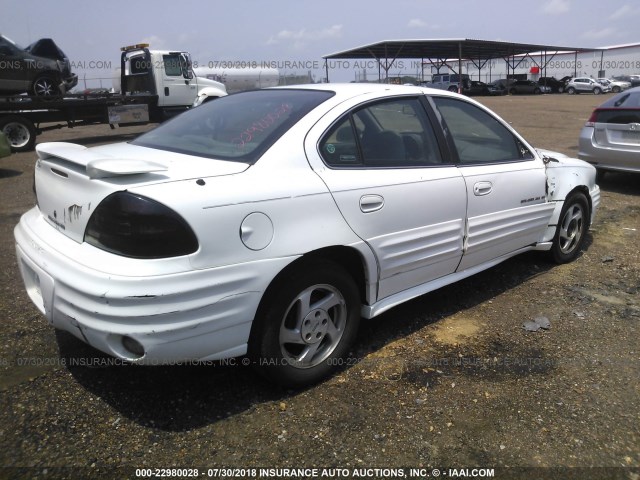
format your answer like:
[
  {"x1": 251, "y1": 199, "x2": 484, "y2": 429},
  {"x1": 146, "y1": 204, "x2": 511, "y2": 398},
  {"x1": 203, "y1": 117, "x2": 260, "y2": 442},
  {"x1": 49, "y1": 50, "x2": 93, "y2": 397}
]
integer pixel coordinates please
[{"x1": 0, "y1": 94, "x2": 638, "y2": 480}]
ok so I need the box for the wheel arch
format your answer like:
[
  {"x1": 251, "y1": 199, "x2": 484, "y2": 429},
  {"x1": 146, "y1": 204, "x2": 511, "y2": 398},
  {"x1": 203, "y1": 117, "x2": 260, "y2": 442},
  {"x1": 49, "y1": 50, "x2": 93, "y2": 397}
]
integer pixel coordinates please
[
  {"x1": 250, "y1": 245, "x2": 371, "y2": 338},
  {"x1": 549, "y1": 185, "x2": 593, "y2": 229},
  {"x1": 33, "y1": 69, "x2": 62, "y2": 80},
  {"x1": 247, "y1": 246, "x2": 369, "y2": 386},
  {"x1": 572, "y1": 185, "x2": 593, "y2": 226},
  {"x1": 548, "y1": 186, "x2": 592, "y2": 263},
  {"x1": 247, "y1": 245, "x2": 372, "y2": 368},
  {"x1": 32, "y1": 70, "x2": 62, "y2": 86}
]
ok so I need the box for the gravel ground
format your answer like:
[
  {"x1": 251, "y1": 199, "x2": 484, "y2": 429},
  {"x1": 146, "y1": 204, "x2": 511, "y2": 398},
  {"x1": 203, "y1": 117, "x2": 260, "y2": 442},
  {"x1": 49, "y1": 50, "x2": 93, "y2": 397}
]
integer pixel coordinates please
[{"x1": 0, "y1": 94, "x2": 638, "y2": 480}]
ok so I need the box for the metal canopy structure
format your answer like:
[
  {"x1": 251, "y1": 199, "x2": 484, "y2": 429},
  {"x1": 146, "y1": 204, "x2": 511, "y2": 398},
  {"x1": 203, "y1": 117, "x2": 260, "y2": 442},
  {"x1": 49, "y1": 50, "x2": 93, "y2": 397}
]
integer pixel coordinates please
[{"x1": 322, "y1": 38, "x2": 598, "y2": 84}]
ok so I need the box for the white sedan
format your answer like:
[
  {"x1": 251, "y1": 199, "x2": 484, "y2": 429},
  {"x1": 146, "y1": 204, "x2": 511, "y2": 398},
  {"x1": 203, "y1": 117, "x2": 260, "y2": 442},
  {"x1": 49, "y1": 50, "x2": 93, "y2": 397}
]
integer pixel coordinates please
[{"x1": 14, "y1": 84, "x2": 600, "y2": 387}]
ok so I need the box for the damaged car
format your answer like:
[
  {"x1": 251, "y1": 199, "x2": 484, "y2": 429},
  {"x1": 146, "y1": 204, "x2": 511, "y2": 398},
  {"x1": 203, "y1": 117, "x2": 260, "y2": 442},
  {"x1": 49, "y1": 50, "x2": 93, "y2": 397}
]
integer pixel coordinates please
[
  {"x1": 0, "y1": 34, "x2": 77, "y2": 95},
  {"x1": 14, "y1": 84, "x2": 600, "y2": 387}
]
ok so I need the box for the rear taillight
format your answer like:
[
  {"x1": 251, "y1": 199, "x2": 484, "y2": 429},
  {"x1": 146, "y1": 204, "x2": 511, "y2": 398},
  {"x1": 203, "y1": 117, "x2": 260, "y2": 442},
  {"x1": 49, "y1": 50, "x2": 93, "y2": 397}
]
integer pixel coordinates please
[
  {"x1": 584, "y1": 110, "x2": 598, "y2": 127},
  {"x1": 84, "y1": 192, "x2": 198, "y2": 259}
]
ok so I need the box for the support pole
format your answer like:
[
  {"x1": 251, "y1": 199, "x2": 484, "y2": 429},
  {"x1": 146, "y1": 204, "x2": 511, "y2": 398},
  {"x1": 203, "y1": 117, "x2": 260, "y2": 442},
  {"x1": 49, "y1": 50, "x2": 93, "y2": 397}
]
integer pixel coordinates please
[{"x1": 458, "y1": 42, "x2": 463, "y2": 93}]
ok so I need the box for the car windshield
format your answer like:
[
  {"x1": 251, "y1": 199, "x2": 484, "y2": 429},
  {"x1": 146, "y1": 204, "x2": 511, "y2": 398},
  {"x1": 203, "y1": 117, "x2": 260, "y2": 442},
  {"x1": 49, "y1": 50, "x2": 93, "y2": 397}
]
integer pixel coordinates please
[{"x1": 132, "y1": 89, "x2": 334, "y2": 163}]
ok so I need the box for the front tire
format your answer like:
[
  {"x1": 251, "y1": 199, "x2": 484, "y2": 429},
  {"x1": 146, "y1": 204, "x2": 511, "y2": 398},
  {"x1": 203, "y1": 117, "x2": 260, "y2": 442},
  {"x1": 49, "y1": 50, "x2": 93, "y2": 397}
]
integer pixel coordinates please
[
  {"x1": 593, "y1": 87, "x2": 602, "y2": 95},
  {"x1": 567, "y1": 87, "x2": 576, "y2": 94},
  {"x1": 32, "y1": 76, "x2": 60, "y2": 96},
  {"x1": 249, "y1": 260, "x2": 361, "y2": 387},
  {"x1": 612, "y1": 86, "x2": 621, "y2": 93},
  {"x1": 550, "y1": 192, "x2": 589, "y2": 264}
]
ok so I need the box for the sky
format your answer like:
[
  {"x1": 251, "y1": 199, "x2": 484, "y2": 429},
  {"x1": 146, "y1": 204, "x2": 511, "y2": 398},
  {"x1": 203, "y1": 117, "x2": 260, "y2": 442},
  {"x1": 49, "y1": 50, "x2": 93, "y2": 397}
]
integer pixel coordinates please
[{"x1": 2, "y1": 0, "x2": 639, "y2": 87}]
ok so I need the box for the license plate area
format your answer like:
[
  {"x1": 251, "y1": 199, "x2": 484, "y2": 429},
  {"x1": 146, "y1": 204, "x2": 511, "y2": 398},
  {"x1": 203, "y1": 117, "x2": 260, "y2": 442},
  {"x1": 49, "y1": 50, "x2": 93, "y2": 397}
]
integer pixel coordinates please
[
  {"x1": 607, "y1": 128, "x2": 640, "y2": 146},
  {"x1": 619, "y1": 130, "x2": 640, "y2": 144}
]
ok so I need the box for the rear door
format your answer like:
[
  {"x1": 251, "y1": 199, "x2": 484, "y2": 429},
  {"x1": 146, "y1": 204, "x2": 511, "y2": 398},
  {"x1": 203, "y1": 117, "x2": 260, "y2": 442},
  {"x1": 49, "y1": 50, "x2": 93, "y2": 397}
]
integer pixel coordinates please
[
  {"x1": 305, "y1": 95, "x2": 467, "y2": 301},
  {"x1": 575, "y1": 79, "x2": 591, "y2": 92},
  {"x1": 0, "y1": 36, "x2": 30, "y2": 92},
  {"x1": 431, "y1": 96, "x2": 555, "y2": 271}
]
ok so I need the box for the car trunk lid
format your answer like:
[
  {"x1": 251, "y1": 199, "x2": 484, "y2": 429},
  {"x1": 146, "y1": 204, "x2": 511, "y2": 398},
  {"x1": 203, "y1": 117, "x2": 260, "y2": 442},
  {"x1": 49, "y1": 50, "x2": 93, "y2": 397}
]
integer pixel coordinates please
[{"x1": 34, "y1": 142, "x2": 249, "y2": 243}]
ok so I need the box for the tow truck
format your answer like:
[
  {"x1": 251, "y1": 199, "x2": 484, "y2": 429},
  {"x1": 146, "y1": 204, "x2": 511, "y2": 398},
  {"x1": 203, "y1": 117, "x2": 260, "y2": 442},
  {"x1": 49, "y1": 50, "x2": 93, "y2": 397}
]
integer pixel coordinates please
[{"x1": 0, "y1": 44, "x2": 227, "y2": 152}]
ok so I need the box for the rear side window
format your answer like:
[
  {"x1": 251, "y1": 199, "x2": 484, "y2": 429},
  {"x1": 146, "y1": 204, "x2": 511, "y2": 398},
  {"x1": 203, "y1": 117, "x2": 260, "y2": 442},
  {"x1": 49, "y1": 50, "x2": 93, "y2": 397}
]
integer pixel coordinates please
[
  {"x1": 433, "y1": 97, "x2": 533, "y2": 164},
  {"x1": 129, "y1": 55, "x2": 149, "y2": 75},
  {"x1": 319, "y1": 97, "x2": 443, "y2": 168},
  {"x1": 133, "y1": 89, "x2": 334, "y2": 163}
]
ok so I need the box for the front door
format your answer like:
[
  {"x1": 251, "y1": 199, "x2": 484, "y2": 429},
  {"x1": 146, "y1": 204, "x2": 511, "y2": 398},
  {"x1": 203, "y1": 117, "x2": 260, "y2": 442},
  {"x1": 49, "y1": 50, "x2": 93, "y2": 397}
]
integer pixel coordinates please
[
  {"x1": 431, "y1": 96, "x2": 555, "y2": 271},
  {"x1": 158, "y1": 52, "x2": 196, "y2": 107}
]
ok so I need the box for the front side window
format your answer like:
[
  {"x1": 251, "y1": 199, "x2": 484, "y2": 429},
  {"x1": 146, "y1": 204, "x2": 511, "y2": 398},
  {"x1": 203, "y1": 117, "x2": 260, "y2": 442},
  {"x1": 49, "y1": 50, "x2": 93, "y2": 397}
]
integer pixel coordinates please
[
  {"x1": 133, "y1": 89, "x2": 334, "y2": 162},
  {"x1": 432, "y1": 97, "x2": 533, "y2": 164},
  {"x1": 319, "y1": 97, "x2": 443, "y2": 168},
  {"x1": 163, "y1": 54, "x2": 183, "y2": 77}
]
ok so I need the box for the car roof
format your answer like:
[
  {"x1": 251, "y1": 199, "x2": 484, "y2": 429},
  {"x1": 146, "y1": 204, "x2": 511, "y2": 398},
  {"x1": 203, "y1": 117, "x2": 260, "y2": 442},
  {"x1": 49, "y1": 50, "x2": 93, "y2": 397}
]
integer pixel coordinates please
[
  {"x1": 272, "y1": 82, "x2": 460, "y2": 100},
  {"x1": 597, "y1": 86, "x2": 640, "y2": 108}
]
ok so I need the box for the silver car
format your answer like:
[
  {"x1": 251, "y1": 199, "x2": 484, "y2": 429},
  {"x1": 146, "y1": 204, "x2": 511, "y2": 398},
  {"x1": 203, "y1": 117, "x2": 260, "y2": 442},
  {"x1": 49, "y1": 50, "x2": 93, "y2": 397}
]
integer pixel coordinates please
[
  {"x1": 597, "y1": 78, "x2": 631, "y2": 93},
  {"x1": 566, "y1": 77, "x2": 610, "y2": 95},
  {"x1": 579, "y1": 86, "x2": 640, "y2": 178}
]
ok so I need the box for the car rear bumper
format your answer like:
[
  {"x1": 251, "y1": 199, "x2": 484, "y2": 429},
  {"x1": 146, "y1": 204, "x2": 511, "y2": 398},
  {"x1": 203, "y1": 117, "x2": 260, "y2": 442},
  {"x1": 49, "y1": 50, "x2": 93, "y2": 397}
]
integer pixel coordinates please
[
  {"x1": 579, "y1": 128, "x2": 640, "y2": 173},
  {"x1": 14, "y1": 207, "x2": 293, "y2": 364}
]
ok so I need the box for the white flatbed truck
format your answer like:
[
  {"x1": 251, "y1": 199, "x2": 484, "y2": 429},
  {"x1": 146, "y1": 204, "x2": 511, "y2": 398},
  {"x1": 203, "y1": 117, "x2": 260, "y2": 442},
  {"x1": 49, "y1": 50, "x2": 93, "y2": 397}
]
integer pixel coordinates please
[{"x1": 0, "y1": 43, "x2": 227, "y2": 152}]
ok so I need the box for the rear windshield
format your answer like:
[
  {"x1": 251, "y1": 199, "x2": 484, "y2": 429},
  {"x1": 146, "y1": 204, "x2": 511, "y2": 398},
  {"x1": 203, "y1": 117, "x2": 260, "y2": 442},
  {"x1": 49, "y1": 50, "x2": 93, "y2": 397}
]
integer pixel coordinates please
[
  {"x1": 132, "y1": 89, "x2": 334, "y2": 163},
  {"x1": 595, "y1": 91, "x2": 640, "y2": 123}
]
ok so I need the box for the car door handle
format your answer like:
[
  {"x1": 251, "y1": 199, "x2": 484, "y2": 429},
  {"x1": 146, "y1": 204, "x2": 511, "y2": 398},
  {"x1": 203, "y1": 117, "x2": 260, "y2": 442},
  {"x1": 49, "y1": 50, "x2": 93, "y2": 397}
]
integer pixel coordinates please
[
  {"x1": 473, "y1": 181, "x2": 493, "y2": 196},
  {"x1": 360, "y1": 194, "x2": 384, "y2": 213}
]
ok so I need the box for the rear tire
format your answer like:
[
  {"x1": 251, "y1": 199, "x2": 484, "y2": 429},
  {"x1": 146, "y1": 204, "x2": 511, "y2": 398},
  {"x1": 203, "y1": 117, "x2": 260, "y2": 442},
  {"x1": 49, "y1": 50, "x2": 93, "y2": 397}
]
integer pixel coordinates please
[
  {"x1": 550, "y1": 192, "x2": 589, "y2": 264},
  {"x1": 249, "y1": 260, "x2": 361, "y2": 387},
  {"x1": 0, "y1": 116, "x2": 36, "y2": 152}
]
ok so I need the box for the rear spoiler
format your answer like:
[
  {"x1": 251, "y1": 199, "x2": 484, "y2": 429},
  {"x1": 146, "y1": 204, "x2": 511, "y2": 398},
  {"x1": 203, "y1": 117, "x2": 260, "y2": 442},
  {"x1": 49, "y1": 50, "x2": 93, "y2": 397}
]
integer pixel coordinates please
[{"x1": 36, "y1": 142, "x2": 167, "y2": 179}]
